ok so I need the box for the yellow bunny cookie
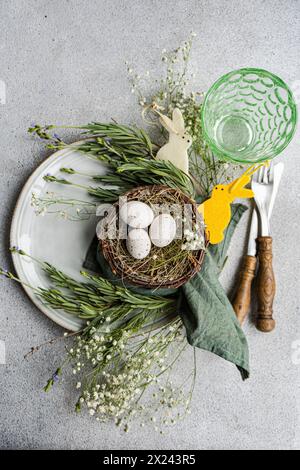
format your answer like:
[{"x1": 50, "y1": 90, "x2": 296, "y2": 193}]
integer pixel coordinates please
[{"x1": 198, "y1": 164, "x2": 265, "y2": 244}]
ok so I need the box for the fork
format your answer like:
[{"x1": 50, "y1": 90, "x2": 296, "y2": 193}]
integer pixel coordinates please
[{"x1": 252, "y1": 163, "x2": 276, "y2": 332}]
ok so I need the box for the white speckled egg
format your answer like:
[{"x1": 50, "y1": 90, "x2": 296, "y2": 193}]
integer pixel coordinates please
[
  {"x1": 126, "y1": 228, "x2": 151, "y2": 259},
  {"x1": 149, "y1": 214, "x2": 177, "y2": 248},
  {"x1": 119, "y1": 201, "x2": 154, "y2": 229}
]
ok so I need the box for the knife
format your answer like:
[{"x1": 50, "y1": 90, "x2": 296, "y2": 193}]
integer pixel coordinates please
[
  {"x1": 232, "y1": 205, "x2": 258, "y2": 324},
  {"x1": 232, "y1": 162, "x2": 284, "y2": 325}
]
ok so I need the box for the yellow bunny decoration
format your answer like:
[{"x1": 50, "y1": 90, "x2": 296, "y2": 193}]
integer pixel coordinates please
[{"x1": 198, "y1": 164, "x2": 265, "y2": 245}]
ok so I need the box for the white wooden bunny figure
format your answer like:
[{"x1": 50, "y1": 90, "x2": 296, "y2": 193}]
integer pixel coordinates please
[{"x1": 156, "y1": 108, "x2": 192, "y2": 175}]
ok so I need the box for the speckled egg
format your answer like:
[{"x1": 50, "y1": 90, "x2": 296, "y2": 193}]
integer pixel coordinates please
[
  {"x1": 126, "y1": 228, "x2": 151, "y2": 259},
  {"x1": 149, "y1": 214, "x2": 177, "y2": 248},
  {"x1": 119, "y1": 201, "x2": 154, "y2": 229}
]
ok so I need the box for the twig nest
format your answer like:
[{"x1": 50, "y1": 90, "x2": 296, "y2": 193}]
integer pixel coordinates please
[
  {"x1": 99, "y1": 185, "x2": 207, "y2": 289},
  {"x1": 149, "y1": 214, "x2": 176, "y2": 248},
  {"x1": 126, "y1": 229, "x2": 151, "y2": 259},
  {"x1": 119, "y1": 201, "x2": 154, "y2": 229}
]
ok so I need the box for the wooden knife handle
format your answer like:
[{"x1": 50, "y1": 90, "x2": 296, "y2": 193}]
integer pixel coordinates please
[
  {"x1": 233, "y1": 255, "x2": 257, "y2": 324},
  {"x1": 256, "y1": 236, "x2": 276, "y2": 333}
]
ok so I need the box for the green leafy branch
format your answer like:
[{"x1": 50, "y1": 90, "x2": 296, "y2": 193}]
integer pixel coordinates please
[
  {"x1": 30, "y1": 121, "x2": 195, "y2": 203},
  {"x1": 28, "y1": 122, "x2": 154, "y2": 159},
  {"x1": 5, "y1": 248, "x2": 176, "y2": 324}
]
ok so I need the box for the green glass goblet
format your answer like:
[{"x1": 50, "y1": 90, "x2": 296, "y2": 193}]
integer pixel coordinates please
[{"x1": 201, "y1": 68, "x2": 297, "y2": 163}]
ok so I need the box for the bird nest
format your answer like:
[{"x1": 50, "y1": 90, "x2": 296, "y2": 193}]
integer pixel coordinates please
[{"x1": 98, "y1": 185, "x2": 207, "y2": 289}]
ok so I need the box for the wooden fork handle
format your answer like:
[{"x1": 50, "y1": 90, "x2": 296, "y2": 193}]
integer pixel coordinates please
[
  {"x1": 256, "y1": 236, "x2": 276, "y2": 333},
  {"x1": 233, "y1": 255, "x2": 257, "y2": 324}
]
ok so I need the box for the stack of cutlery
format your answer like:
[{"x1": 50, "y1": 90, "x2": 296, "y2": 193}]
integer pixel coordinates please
[{"x1": 233, "y1": 161, "x2": 284, "y2": 332}]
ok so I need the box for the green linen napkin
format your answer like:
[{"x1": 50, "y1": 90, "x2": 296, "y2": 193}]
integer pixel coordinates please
[
  {"x1": 83, "y1": 203, "x2": 249, "y2": 380},
  {"x1": 179, "y1": 203, "x2": 249, "y2": 380}
]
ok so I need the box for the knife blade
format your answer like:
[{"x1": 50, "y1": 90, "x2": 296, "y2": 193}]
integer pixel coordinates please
[{"x1": 247, "y1": 206, "x2": 258, "y2": 257}]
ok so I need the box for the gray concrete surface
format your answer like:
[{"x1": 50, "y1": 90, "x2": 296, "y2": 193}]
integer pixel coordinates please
[{"x1": 0, "y1": 0, "x2": 300, "y2": 450}]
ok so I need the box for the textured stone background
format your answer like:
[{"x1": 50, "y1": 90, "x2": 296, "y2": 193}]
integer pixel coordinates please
[{"x1": 0, "y1": 0, "x2": 300, "y2": 450}]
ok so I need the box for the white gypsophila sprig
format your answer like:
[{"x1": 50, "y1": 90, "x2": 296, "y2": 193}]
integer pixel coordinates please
[
  {"x1": 31, "y1": 192, "x2": 96, "y2": 221},
  {"x1": 126, "y1": 33, "x2": 243, "y2": 196},
  {"x1": 71, "y1": 316, "x2": 196, "y2": 432},
  {"x1": 182, "y1": 226, "x2": 206, "y2": 251},
  {"x1": 127, "y1": 33, "x2": 200, "y2": 131}
]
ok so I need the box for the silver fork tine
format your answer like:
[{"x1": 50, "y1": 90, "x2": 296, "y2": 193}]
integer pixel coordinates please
[
  {"x1": 269, "y1": 160, "x2": 274, "y2": 183},
  {"x1": 258, "y1": 167, "x2": 264, "y2": 183},
  {"x1": 263, "y1": 164, "x2": 269, "y2": 184},
  {"x1": 255, "y1": 167, "x2": 261, "y2": 183}
]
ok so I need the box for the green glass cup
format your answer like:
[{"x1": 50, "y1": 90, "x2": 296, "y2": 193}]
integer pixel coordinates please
[{"x1": 201, "y1": 68, "x2": 297, "y2": 163}]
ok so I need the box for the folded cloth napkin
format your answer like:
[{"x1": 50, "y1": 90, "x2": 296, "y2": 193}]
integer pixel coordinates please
[
  {"x1": 179, "y1": 203, "x2": 249, "y2": 381},
  {"x1": 83, "y1": 203, "x2": 249, "y2": 380}
]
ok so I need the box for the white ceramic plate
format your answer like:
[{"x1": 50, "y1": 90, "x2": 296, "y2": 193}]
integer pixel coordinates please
[{"x1": 10, "y1": 142, "x2": 107, "y2": 332}]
